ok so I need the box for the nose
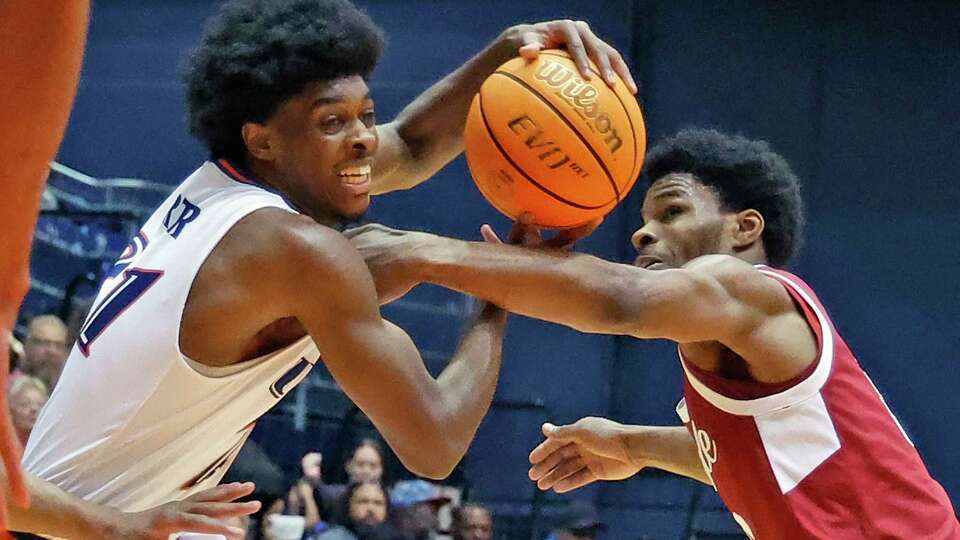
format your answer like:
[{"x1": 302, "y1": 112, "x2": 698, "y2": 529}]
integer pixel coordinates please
[
  {"x1": 631, "y1": 225, "x2": 658, "y2": 251},
  {"x1": 347, "y1": 120, "x2": 377, "y2": 157}
]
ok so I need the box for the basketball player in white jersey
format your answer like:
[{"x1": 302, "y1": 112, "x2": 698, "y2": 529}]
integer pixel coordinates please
[
  {"x1": 351, "y1": 129, "x2": 958, "y2": 538},
  {"x1": 20, "y1": 0, "x2": 634, "y2": 537}
]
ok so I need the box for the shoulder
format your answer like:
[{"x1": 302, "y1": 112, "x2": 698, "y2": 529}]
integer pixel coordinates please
[
  {"x1": 223, "y1": 209, "x2": 375, "y2": 301},
  {"x1": 682, "y1": 255, "x2": 795, "y2": 316},
  {"x1": 228, "y1": 209, "x2": 365, "y2": 270}
]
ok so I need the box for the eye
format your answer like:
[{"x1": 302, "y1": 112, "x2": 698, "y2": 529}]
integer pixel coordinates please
[
  {"x1": 361, "y1": 109, "x2": 376, "y2": 127},
  {"x1": 319, "y1": 116, "x2": 344, "y2": 134},
  {"x1": 661, "y1": 205, "x2": 684, "y2": 222}
]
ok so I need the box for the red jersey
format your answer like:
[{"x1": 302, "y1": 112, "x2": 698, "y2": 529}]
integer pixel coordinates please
[{"x1": 677, "y1": 266, "x2": 959, "y2": 539}]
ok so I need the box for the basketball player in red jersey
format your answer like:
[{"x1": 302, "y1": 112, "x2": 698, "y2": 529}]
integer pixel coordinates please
[
  {"x1": 351, "y1": 128, "x2": 959, "y2": 538},
  {"x1": 1, "y1": 2, "x2": 263, "y2": 538}
]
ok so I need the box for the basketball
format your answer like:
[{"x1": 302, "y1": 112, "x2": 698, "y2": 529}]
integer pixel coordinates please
[{"x1": 464, "y1": 49, "x2": 646, "y2": 228}]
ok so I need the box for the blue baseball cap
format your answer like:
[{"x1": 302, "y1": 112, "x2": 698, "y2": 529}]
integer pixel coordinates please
[{"x1": 390, "y1": 479, "x2": 452, "y2": 508}]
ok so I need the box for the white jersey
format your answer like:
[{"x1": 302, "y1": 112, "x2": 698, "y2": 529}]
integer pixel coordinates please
[{"x1": 23, "y1": 160, "x2": 320, "y2": 512}]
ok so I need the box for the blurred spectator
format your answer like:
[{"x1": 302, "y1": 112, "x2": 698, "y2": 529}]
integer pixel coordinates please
[
  {"x1": 346, "y1": 438, "x2": 385, "y2": 484},
  {"x1": 323, "y1": 439, "x2": 388, "y2": 524},
  {"x1": 224, "y1": 514, "x2": 252, "y2": 539},
  {"x1": 64, "y1": 296, "x2": 94, "y2": 350},
  {"x1": 224, "y1": 437, "x2": 288, "y2": 505},
  {"x1": 13, "y1": 314, "x2": 68, "y2": 389},
  {"x1": 390, "y1": 480, "x2": 451, "y2": 540},
  {"x1": 313, "y1": 481, "x2": 395, "y2": 540},
  {"x1": 546, "y1": 500, "x2": 606, "y2": 540},
  {"x1": 450, "y1": 503, "x2": 492, "y2": 540},
  {"x1": 8, "y1": 333, "x2": 23, "y2": 373},
  {"x1": 258, "y1": 496, "x2": 306, "y2": 540},
  {"x1": 9, "y1": 376, "x2": 49, "y2": 445},
  {"x1": 287, "y1": 452, "x2": 325, "y2": 530},
  {"x1": 303, "y1": 451, "x2": 324, "y2": 486}
]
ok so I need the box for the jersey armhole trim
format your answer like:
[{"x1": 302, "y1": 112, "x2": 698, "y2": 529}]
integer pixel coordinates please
[{"x1": 679, "y1": 269, "x2": 834, "y2": 416}]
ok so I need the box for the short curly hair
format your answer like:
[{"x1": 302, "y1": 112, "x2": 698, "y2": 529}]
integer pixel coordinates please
[
  {"x1": 643, "y1": 128, "x2": 804, "y2": 266},
  {"x1": 185, "y1": 0, "x2": 385, "y2": 165}
]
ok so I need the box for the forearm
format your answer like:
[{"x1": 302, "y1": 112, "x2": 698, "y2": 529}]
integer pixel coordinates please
[
  {"x1": 414, "y1": 238, "x2": 636, "y2": 335},
  {"x1": 373, "y1": 30, "x2": 519, "y2": 193},
  {"x1": 302, "y1": 488, "x2": 321, "y2": 529},
  {"x1": 433, "y1": 303, "x2": 508, "y2": 464},
  {"x1": 622, "y1": 426, "x2": 712, "y2": 485},
  {"x1": 6, "y1": 470, "x2": 120, "y2": 538}
]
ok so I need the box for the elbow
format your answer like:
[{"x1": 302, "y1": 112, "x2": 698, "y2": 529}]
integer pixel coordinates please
[
  {"x1": 392, "y1": 408, "x2": 469, "y2": 480},
  {"x1": 395, "y1": 436, "x2": 464, "y2": 480},
  {"x1": 408, "y1": 461, "x2": 456, "y2": 481}
]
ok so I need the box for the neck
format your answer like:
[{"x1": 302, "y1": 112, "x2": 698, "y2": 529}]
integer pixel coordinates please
[
  {"x1": 244, "y1": 157, "x2": 342, "y2": 228},
  {"x1": 727, "y1": 240, "x2": 769, "y2": 266},
  {"x1": 245, "y1": 157, "x2": 286, "y2": 194}
]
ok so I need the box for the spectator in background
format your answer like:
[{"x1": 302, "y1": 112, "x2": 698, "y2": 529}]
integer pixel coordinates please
[
  {"x1": 450, "y1": 503, "x2": 492, "y2": 540},
  {"x1": 8, "y1": 376, "x2": 49, "y2": 446},
  {"x1": 323, "y1": 439, "x2": 388, "y2": 524},
  {"x1": 64, "y1": 296, "x2": 94, "y2": 351},
  {"x1": 223, "y1": 514, "x2": 252, "y2": 539},
  {"x1": 8, "y1": 333, "x2": 23, "y2": 374},
  {"x1": 314, "y1": 481, "x2": 393, "y2": 540},
  {"x1": 288, "y1": 452, "x2": 325, "y2": 531},
  {"x1": 390, "y1": 480, "x2": 451, "y2": 540},
  {"x1": 258, "y1": 496, "x2": 306, "y2": 540},
  {"x1": 546, "y1": 500, "x2": 606, "y2": 540},
  {"x1": 345, "y1": 439, "x2": 385, "y2": 484},
  {"x1": 13, "y1": 314, "x2": 68, "y2": 389}
]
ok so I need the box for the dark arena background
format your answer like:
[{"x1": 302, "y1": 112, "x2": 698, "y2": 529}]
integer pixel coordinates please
[{"x1": 19, "y1": 1, "x2": 959, "y2": 538}]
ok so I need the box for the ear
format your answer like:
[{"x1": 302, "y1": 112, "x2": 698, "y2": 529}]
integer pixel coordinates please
[
  {"x1": 241, "y1": 122, "x2": 275, "y2": 162},
  {"x1": 732, "y1": 208, "x2": 765, "y2": 248}
]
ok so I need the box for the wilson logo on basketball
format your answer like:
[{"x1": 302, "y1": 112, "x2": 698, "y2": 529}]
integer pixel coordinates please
[
  {"x1": 507, "y1": 115, "x2": 588, "y2": 178},
  {"x1": 534, "y1": 59, "x2": 624, "y2": 153}
]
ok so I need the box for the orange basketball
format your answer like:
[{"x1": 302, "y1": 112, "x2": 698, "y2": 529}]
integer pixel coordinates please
[{"x1": 464, "y1": 49, "x2": 646, "y2": 228}]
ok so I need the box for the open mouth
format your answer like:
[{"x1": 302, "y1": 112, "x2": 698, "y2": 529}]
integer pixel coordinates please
[{"x1": 338, "y1": 164, "x2": 372, "y2": 195}]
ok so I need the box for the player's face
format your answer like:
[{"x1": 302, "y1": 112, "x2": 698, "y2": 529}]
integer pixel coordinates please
[
  {"x1": 266, "y1": 75, "x2": 378, "y2": 222},
  {"x1": 632, "y1": 173, "x2": 728, "y2": 269}
]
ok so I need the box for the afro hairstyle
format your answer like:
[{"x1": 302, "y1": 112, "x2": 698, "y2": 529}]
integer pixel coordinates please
[
  {"x1": 643, "y1": 128, "x2": 804, "y2": 266},
  {"x1": 185, "y1": 0, "x2": 385, "y2": 165}
]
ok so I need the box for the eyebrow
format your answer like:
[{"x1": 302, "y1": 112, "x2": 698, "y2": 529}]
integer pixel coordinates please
[
  {"x1": 312, "y1": 93, "x2": 373, "y2": 108},
  {"x1": 652, "y1": 188, "x2": 689, "y2": 200}
]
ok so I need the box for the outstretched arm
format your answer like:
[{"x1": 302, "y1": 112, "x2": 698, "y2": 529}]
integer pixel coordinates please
[
  {"x1": 351, "y1": 227, "x2": 774, "y2": 344},
  {"x1": 5, "y1": 470, "x2": 259, "y2": 540},
  {"x1": 270, "y1": 215, "x2": 507, "y2": 479},
  {"x1": 528, "y1": 417, "x2": 710, "y2": 493},
  {"x1": 371, "y1": 20, "x2": 636, "y2": 194}
]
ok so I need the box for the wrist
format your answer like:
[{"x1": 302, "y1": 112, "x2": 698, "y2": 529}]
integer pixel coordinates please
[
  {"x1": 490, "y1": 25, "x2": 526, "y2": 63},
  {"x1": 75, "y1": 506, "x2": 123, "y2": 539},
  {"x1": 618, "y1": 424, "x2": 653, "y2": 470}
]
